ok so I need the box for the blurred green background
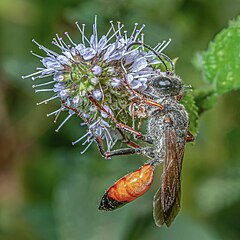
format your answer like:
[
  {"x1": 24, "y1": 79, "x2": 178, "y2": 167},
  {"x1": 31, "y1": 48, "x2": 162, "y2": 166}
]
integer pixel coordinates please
[{"x1": 0, "y1": 0, "x2": 240, "y2": 239}]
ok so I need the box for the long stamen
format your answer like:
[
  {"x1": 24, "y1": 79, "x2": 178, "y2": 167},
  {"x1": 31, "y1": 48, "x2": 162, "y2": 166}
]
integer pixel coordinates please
[
  {"x1": 81, "y1": 24, "x2": 86, "y2": 45},
  {"x1": 133, "y1": 24, "x2": 145, "y2": 42},
  {"x1": 82, "y1": 137, "x2": 91, "y2": 146},
  {"x1": 131, "y1": 23, "x2": 138, "y2": 38},
  {"x1": 55, "y1": 113, "x2": 74, "y2": 132},
  {"x1": 104, "y1": 24, "x2": 124, "y2": 45},
  {"x1": 141, "y1": 33, "x2": 145, "y2": 48},
  {"x1": 80, "y1": 140, "x2": 93, "y2": 154},
  {"x1": 123, "y1": 46, "x2": 140, "y2": 56},
  {"x1": 103, "y1": 125, "x2": 113, "y2": 145},
  {"x1": 56, "y1": 34, "x2": 64, "y2": 48},
  {"x1": 158, "y1": 38, "x2": 171, "y2": 52},
  {"x1": 32, "y1": 80, "x2": 55, "y2": 88},
  {"x1": 93, "y1": 15, "x2": 98, "y2": 48},
  {"x1": 32, "y1": 39, "x2": 58, "y2": 57},
  {"x1": 75, "y1": 22, "x2": 90, "y2": 46},
  {"x1": 53, "y1": 109, "x2": 62, "y2": 123},
  {"x1": 105, "y1": 21, "x2": 114, "y2": 37},
  {"x1": 35, "y1": 88, "x2": 54, "y2": 93},
  {"x1": 111, "y1": 138, "x2": 118, "y2": 148},
  {"x1": 47, "y1": 107, "x2": 63, "y2": 117},
  {"x1": 117, "y1": 21, "x2": 122, "y2": 36},
  {"x1": 22, "y1": 69, "x2": 44, "y2": 79},
  {"x1": 52, "y1": 38, "x2": 65, "y2": 51},
  {"x1": 58, "y1": 35, "x2": 71, "y2": 50},
  {"x1": 110, "y1": 20, "x2": 116, "y2": 33},
  {"x1": 72, "y1": 131, "x2": 90, "y2": 145},
  {"x1": 155, "y1": 41, "x2": 166, "y2": 51},
  {"x1": 32, "y1": 73, "x2": 54, "y2": 80},
  {"x1": 64, "y1": 32, "x2": 77, "y2": 46},
  {"x1": 36, "y1": 95, "x2": 58, "y2": 105},
  {"x1": 30, "y1": 50, "x2": 43, "y2": 59},
  {"x1": 124, "y1": 30, "x2": 128, "y2": 41}
]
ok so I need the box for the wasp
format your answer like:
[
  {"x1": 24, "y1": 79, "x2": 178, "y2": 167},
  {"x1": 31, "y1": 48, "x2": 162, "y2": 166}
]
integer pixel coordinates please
[{"x1": 96, "y1": 43, "x2": 194, "y2": 227}]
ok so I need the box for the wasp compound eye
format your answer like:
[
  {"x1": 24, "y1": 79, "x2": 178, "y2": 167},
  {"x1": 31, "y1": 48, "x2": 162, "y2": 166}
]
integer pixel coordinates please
[{"x1": 152, "y1": 77, "x2": 172, "y2": 90}]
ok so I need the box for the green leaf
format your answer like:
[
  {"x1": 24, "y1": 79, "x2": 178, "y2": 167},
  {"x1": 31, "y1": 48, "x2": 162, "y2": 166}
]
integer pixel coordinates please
[
  {"x1": 193, "y1": 89, "x2": 218, "y2": 115},
  {"x1": 203, "y1": 17, "x2": 240, "y2": 94},
  {"x1": 182, "y1": 93, "x2": 199, "y2": 137}
]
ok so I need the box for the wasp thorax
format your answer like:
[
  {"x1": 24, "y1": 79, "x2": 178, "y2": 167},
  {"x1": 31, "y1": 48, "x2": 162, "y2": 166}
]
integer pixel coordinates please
[{"x1": 152, "y1": 75, "x2": 183, "y2": 97}]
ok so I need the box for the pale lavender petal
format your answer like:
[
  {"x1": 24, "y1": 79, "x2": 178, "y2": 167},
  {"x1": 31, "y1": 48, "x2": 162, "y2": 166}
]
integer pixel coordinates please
[
  {"x1": 73, "y1": 96, "x2": 79, "y2": 105},
  {"x1": 126, "y1": 74, "x2": 134, "y2": 83},
  {"x1": 98, "y1": 35, "x2": 107, "y2": 50},
  {"x1": 42, "y1": 57, "x2": 62, "y2": 69},
  {"x1": 59, "y1": 89, "x2": 69, "y2": 98},
  {"x1": 63, "y1": 51, "x2": 73, "y2": 59},
  {"x1": 90, "y1": 34, "x2": 97, "y2": 49},
  {"x1": 111, "y1": 77, "x2": 121, "y2": 88},
  {"x1": 101, "y1": 105, "x2": 113, "y2": 118},
  {"x1": 54, "y1": 82, "x2": 65, "y2": 92},
  {"x1": 103, "y1": 43, "x2": 116, "y2": 60},
  {"x1": 131, "y1": 57, "x2": 148, "y2": 72},
  {"x1": 80, "y1": 48, "x2": 97, "y2": 60},
  {"x1": 75, "y1": 43, "x2": 85, "y2": 52},
  {"x1": 71, "y1": 47, "x2": 78, "y2": 56},
  {"x1": 131, "y1": 80, "x2": 142, "y2": 89},
  {"x1": 124, "y1": 49, "x2": 138, "y2": 65},
  {"x1": 92, "y1": 65, "x2": 102, "y2": 76},
  {"x1": 54, "y1": 72, "x2": 64, "y2": 81},
  {"x1": 108, "y1": 50, "x2": 123, "y2": 61},
  {"x1": 42, "y1": 68, "x2": 55, "y2": 75},
  {"x1": 57, "y1": 55, "x2": 69, "y2": 65},
  {"x1": 93, "y1": 89, "x2": 102, "y2": 101}
]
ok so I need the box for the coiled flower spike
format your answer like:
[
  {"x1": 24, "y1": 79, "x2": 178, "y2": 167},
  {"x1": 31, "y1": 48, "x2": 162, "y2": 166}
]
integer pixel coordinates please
[{"x1": 22, "y1": 16, "x2": 172, "y2": 153}]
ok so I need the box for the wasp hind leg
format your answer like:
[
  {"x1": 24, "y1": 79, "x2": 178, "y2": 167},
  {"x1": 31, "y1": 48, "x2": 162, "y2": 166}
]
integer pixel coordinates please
[{"x1": 187, "y1": 130, "x2": 195, "y2": 142}]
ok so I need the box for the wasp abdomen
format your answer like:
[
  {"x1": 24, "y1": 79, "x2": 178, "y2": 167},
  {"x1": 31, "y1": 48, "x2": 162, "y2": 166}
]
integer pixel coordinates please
[{"x1": 99, "y1": 164, "x2": 154, "y2": 211}]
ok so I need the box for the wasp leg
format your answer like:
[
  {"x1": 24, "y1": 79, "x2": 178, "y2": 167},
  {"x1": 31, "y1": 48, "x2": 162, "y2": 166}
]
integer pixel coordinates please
[
  {"x1": 93, "y1": 129, "x2": 142, "y2": 159},
  {"x1": 87, "y1": 94, "x2": 143, "y2": 138},
  {"x1": 117, "y1": 128, "x2": 142, "y2": 148},
  {"x1": 105, "y1": 147, "x2": 155, "y2": 159},
  {"x1": 122, "y1": 75, "x2": 164, "y2": 110},
  {"x1": 62, "y1": 100, "x2": 142, "y2": 155},
  {"x1": 187, "y1": 131, "x2": 195, "y2": 142}
]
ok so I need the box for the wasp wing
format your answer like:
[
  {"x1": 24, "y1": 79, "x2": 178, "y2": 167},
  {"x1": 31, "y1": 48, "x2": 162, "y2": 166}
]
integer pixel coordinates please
[{"x1": 153, "y1": 123, "x2": 186, "y2": 227}]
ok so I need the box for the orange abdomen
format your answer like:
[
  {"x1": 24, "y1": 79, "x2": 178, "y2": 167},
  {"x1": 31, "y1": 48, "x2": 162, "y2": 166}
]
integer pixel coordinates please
[{"x1": 108, "y1": 164, "x2": 154, "y2": 202}]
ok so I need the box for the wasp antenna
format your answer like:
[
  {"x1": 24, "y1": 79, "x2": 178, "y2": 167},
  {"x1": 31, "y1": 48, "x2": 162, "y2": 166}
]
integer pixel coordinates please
[
  {"x1": 127, "y1": 42, "x2": 169, "y2": 72},
  {"x1": 159, "y1": 52, "x2": 175, "y2": 73}
]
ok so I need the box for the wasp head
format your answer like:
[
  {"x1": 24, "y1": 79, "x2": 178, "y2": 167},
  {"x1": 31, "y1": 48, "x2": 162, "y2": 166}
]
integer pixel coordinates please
[{"x1": 151, "y1": 74, "x2": 184, "y2": 98}]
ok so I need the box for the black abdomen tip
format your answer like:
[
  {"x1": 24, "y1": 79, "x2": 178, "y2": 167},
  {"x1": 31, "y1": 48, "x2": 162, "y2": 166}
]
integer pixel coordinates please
[{"x1": 98, "y1": 192, "x2": 126, "y2": 211}]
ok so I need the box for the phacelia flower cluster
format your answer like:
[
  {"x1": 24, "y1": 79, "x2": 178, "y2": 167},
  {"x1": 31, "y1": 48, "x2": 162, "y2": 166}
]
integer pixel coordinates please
[{"x1": 22, "y1": 16, "x2": 172, "y2": 153}]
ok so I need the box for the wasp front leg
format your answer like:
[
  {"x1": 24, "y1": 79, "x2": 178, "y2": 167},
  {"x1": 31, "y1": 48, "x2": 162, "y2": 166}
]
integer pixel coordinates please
[
  {"x1": 122, "y1": 75, "x2": 164, "y2": 110},
  {"x1": 99, "y1": 163, "x2": 155, "y2": 211},
  {"x1": 87, "y1": 94, "x2": 144, "y2": 138}
]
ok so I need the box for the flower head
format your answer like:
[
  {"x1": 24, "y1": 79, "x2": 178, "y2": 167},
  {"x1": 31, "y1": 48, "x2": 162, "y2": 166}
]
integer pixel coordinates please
[{"x1": 22, "y1": 16, "x2": 172, "y2": 153}]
